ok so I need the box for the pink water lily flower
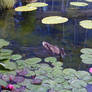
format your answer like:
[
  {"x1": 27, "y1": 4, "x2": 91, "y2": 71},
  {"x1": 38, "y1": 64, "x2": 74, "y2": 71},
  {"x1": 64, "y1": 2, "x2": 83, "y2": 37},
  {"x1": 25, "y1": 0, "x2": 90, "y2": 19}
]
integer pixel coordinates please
[
  {"x1": 89, "y1": 68, "x2": 92, "y2": 73},
  {"x1": 8, "y1": 84, "x2": 14, "y2": 90}
]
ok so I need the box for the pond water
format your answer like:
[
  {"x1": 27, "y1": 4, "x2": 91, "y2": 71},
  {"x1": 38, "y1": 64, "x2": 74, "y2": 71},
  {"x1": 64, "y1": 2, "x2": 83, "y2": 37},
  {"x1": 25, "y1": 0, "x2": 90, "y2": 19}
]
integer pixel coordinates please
[{"x1": 0, "y1": 0, "x2": 92, "y2": 91}]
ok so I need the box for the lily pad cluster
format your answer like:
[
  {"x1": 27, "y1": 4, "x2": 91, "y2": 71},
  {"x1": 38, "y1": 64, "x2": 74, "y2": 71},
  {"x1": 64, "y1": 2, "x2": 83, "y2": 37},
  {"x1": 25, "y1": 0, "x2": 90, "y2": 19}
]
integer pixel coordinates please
[
  {"x1": 0, "y1": 39, "x2": 92, "y2": 92},
  {"x1": 13, "y1": 56, "x2": 92, "y2": 92},
  {"x1": 80, "y1": 48, "x2": 92, "y2": 64},
  {"x1": 15, "y1": 2, "x2": 48, "y2": 12}
]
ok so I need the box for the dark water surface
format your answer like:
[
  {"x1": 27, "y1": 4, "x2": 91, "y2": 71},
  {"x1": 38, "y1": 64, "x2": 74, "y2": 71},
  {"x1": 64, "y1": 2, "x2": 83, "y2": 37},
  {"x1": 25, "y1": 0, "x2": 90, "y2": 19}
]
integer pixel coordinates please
[{"x1": 0, "y1": 0, "x2": 92, "y2": 91}]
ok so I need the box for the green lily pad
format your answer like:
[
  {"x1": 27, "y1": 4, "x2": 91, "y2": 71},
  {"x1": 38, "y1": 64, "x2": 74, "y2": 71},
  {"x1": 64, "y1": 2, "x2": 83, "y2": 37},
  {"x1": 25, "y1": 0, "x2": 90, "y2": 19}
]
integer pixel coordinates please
[
  {"x1": 63, "y1": 68, "x2": 77, "y2": 75},
  {"x1": 4, "y1": 61, "x2": 16, "y2": 70},
  {"x1": 80, "y1": 54, "x2": 92, "y2": 59},
  {"x1": 0, "y1": 79, "x2": 8, "y2": 86},
  {"x1": 0, "y1": 39, "x2": 9, "y2": 48},
  {"x1": 15, "y1": 6, "x2": 37, "y2": 12},
  {"x1": 81, "y1": 59, "x2": 92, "y2": 64},
  {"x1": 27, "y1": 2, "x2": 48, "y2": 7},
  {"x1": 11, "y1": 54, "x2": 22, "y2": 60},
  {"x1": 80, "y1": 48, "x2": 92, "y2": 54},
  {"x1": 44, "y1": 57, "x2": 57, "y2": 63},
  {"x1": 70, "y1": 2, "x2": 88, "y2": 7},
  {"x1": 70, "y1": 79, "x2": 87, "y2": 88},
  {"x1": 52, "y1": 62, "x2": 63, "y2": 67},
  {"x1": 72, "y1": 88, "x2": 87, "y2": 92},
  {"x1": 76, "y1": 71, "x2": 91, "y2": 80},
  {"x1": 86, "y1": 0, "x2": 92, "y2": 2},
  {"x1": 25, "y1": 57, "x2": 41, "y2": 65},
  {"x1": 42, "y1": 16, "x2": 68, "y2": 24},
  {"x1": 79, "y1": 20, "x2": 92, "y2": 29},
  {"x1": 60, "y1": 89, "x2": 72, "y2": 92},
  {"x1": 0, "y1": 49, "x2": 13, "y2": 55}
]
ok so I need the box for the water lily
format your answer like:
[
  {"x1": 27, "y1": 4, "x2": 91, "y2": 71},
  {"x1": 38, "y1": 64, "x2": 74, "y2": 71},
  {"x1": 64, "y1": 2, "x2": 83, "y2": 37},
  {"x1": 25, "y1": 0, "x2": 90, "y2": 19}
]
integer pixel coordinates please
[
  {"x1": 89, "y1": 68, "x2": 92, "y2": 73},
  {"x1": 7, "y1": 84, "x2": 14, "y2": 90}
]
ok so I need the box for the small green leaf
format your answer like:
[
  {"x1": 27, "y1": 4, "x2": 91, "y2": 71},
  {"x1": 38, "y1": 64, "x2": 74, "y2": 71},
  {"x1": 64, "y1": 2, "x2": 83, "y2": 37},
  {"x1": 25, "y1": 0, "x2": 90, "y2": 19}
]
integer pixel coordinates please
[
  {"x1": 44, "y1": 57, "x2": 57, "y2": 63},
  {"x1": 0, "y1": 79, "x2": 8, "y2": 86},
  {"x1": 11, "y1": 54, "x2": 22, "y2": 60}
]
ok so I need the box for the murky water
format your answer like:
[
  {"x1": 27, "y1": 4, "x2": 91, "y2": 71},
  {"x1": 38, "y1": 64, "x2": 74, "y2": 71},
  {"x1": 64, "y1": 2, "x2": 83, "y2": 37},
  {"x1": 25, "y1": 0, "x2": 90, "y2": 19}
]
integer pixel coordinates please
[{"x1": 0, "y1": 0, "x2": 92, "y2": 91}]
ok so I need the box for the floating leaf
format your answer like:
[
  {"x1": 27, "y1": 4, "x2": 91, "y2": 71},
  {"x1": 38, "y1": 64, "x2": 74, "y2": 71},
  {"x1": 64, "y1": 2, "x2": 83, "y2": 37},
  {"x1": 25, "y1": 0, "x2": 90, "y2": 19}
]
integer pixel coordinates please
[
  {"x1": 4, "y1": 62, "x2": 16, "y2": 70},
  {"x1": 86, "y1": 0, "x2": 92, "y2": 2},
  {"x1": 0, "y1": 79, "x2": 8, "y2": 86},
  {"x1": 80, "y1": 48, "x2": 92, "y2": 54},
  {"x1": 79, "y1": 20, "x2": 92, "y2": 29},
  {"x1": 44, "y1": 57, "x2": 57, "y2": 63},
  {"x1": 76, "y1": 71, "x2": 91, "y2": 81},
  {"x1": 25, "y1": 57, "x2": 41, "y2": 65},
  {"x1": 80, "y1": 54, "x2": 92, "y2": 60},
  {"x1": 42, "y1": 16, "x2": 68, "y2": 24},
  {"x1": 63, "y1": 68, "x2": 77, "y2": 75},
  {"x1": 70, "y1": 2, "x2": 88, "y2": 7},
  {"x1": 70, "y1": 79, "x2": 87, "y2": 88},
  {"x1": 15, "y1": 6, "x2": 37, "y2": 12},
  {"x1": 11, "y1": 54, "x2": 22, "y2": 60},
  {"x1": 72, "y1": 88, "x2": 87, "y2": 92},
  {"x1": 27, "y1": 2, "x2": 48, "y2": 7},
  {"x1": 0, "y1": 39, "x2": 9, "y2": 48},
  {"x1": 0, "y1": 49, "x2": 13, "y2": 55}
]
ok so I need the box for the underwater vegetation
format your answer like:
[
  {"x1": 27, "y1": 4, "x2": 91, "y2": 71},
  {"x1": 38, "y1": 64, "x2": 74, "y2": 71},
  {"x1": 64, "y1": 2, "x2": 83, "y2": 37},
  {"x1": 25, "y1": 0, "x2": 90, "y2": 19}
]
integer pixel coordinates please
[{"x1": 0, "y1": 39, "x2": 91, "y2": 92}]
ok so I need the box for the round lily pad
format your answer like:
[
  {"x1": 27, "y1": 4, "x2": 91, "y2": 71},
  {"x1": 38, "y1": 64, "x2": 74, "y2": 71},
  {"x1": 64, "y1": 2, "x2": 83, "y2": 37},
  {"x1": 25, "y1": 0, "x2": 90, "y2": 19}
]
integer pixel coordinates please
[
  {"x1": 80, "y1": 54, "x2": 92, "y2": 60},
  {"x1": 70, "y1": 79, "x2": 87, "y2": 88},
  {"x1": 4, "y1": 62, "x2": 16, "y2": 70},
  {"x1": 44, "y1": 57, "x2": 57, "y2": 63},
  {"x1": 80, "y1": 48, "x2": 92, "y2": 54},
  {"x1": 86, "y1": 0, "x2": 92, "y2": 2},
  {"x1": 76, "y1": 71, "x2": 91, "y2": 80},
  {"x1": 79, "y1": 20, "x2": 92, "y2": 29},
  {"x1": 11, "y1": 54, "x2": 22, "y2": 60},
  {"x1": 27, "y1": 2, "x2": 48, "y2": 7},
  {"x1": 25, "y1": 57, "x2": 41, "y2": 65},
  {"x1": 0, "y1": 79, "x2": 8, "y2": 86},
  {"x1": 15, "y1": 6, "x2": 37, "y2": 12},
  {"x1": 0, "y1": 39, "x2": 9, "y2": 48},
  {"x1": 63, "y1": 68, "x2": 77, "y2": 75},
  {"x1": 70, "y1": 2, "x2": 88, "y2": 7},
  {"x1": 42, "y1": 16, "x2": 68, "y2": 24},
  {"x1": 0, "y1": 49, "x2": 13, "y2": 55}
]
